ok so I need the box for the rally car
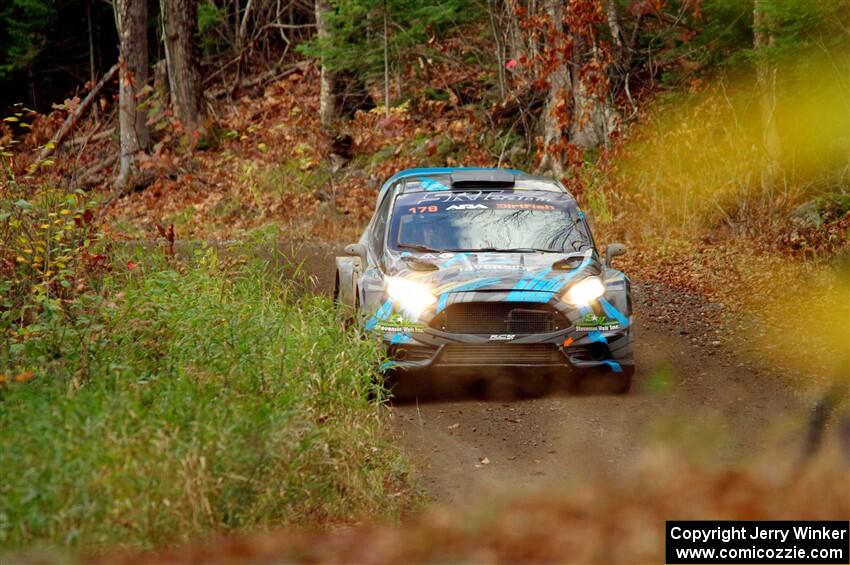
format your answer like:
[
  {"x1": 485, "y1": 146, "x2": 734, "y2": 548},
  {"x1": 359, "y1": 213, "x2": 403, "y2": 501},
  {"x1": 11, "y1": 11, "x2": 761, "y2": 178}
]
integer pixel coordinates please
[{"x1": 334, "y1": 168, "x2": 634, "y2": 394}]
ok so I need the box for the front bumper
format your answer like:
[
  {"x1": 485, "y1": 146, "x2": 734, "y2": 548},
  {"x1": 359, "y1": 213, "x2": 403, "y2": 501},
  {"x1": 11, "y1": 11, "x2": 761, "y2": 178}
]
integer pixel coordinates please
[
  {"x1": 368, "y1": 288, "x2": 634, "y2": 374},
  {"x1": 380, "y1": 325, "x2": 633, "y2": 373}
]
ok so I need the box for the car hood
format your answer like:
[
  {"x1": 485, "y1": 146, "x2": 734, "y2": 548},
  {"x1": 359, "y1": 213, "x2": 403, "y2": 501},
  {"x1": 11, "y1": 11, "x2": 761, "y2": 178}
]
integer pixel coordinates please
[{"x1": 383, "y1": 249, "x2": 600, "y2": 295}]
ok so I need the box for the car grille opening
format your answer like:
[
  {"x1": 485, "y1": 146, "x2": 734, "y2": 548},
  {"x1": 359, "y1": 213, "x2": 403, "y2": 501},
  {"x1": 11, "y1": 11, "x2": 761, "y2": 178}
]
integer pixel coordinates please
[
  {"x1": 432, "y1": 302, "x2": 566, "y2": 334},
  {"x1": 388, "y1": 344, "x2": 436, "y2": 362},
  {"x1": 437, "y1": 344, "x2": 565, "y2": 366}
]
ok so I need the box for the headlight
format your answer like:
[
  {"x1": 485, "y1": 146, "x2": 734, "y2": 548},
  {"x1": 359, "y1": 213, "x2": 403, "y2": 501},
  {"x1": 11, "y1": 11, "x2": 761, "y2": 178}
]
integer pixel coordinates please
[
  {"x1": 385, "y1": 277, "x2": 436, "y2": 318},
  {"x1": 565, "y1": 276, "x2": 605, "y2": 305}
]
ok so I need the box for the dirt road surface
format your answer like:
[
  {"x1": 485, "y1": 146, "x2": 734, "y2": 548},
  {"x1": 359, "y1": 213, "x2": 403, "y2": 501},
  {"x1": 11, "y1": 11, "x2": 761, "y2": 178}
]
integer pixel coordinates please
[
  {"x1": 390, "y1": 281, "x2": 805, "y2": 503},
  {"x1": 293, "y1": 241, "x2": 815, "y2": 504}
]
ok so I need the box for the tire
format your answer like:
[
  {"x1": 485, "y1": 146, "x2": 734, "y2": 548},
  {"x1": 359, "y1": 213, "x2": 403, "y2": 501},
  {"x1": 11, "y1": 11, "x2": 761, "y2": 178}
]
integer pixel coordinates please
[
  {"x1": 385, "y1": 368, "x2": 425, "y2": 402},
  {"x1": 334, "y1": 274, "x2": 357, "y2": 329},
  {"x1": 577, "y1": 365, "x2": 633, "y2": 395}
]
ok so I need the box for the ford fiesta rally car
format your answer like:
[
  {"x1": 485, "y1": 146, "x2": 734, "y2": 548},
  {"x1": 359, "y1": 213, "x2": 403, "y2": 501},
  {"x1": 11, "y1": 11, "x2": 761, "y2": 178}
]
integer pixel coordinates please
[{"x1": 335, "y1": 168, "x2": 634, "y2": 394}]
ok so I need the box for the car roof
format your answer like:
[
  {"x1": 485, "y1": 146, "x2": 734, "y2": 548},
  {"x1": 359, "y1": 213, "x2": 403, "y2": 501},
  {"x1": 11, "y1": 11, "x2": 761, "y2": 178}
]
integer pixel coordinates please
[{"x1": 377, "y1": 167, "x2": 571, "y2": 203}]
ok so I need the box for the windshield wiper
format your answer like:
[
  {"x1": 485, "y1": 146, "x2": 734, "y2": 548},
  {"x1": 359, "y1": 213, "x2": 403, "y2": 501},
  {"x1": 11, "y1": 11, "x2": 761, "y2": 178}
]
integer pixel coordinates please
[
  {"x1": 449, "y1": 247, "x2": 560, "y2": 253},
  {"x1": 397, "y1": 243, "x2": 444, "y2": 253}
]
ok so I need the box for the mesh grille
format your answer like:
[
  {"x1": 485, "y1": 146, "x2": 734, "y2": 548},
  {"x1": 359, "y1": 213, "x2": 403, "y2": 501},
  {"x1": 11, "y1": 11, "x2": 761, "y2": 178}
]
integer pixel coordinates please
[
  {"x1": 438, "y1": 344, "x2": 564, "y2": 366},
  {"x1": 434, "y1": 302, "x2": 565, "y2": 334}
]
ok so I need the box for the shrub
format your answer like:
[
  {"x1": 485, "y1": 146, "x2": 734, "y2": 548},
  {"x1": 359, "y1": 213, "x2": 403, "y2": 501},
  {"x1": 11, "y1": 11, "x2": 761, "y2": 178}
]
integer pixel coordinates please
[{"x1": 0, "y1": 169, "x2": 107, "y2": 378}]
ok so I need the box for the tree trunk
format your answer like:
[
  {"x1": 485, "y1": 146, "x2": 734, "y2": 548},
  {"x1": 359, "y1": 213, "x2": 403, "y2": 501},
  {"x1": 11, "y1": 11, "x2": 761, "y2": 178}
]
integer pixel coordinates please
[
  {"x1": 87, "y1": 0, "x2": 100, "y2": 121},
  {"x1": 754, "y1": 0, "x2": 782, "y2": 194},
  {"x1": 570, "y1": 42, "x2": 616, "y2": 150},
  {"x1": 538, "y1": 0, "x2": 570, "y2": 177},
  {"x1": 160, "y1": 0, "x2": 204, "y2": 136},
  {"x1": 604, "y1": 0, "x2": 626, "y2": 64},
  {"x1": 114, "y1": 0, "x2": 149, "y2": 188},
  {"x1": 383, "y1": 2, "x2": 390, "y2": 117},
  {"x1": 487, "y1": 0, "x2": 506, "y2": 98},
  {"x1": 569, "y1": 26, "x2": 616, "y2": 150},
  {"x1": 315, "y1": 0, "x2": 336, "y2": 129}
]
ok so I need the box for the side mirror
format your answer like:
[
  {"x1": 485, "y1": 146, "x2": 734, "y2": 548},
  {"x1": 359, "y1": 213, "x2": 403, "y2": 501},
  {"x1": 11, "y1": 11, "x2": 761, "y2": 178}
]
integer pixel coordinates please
[
  {"x1": 605, "y1": 243, "x2": 626, "y2": 266},
  {"x1": 344, "y1": 243, "x2": 368, "y2": 265}
]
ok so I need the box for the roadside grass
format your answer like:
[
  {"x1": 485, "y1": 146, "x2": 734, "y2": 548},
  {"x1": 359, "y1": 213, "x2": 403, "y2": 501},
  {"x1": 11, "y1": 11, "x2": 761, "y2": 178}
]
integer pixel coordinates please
[{"x1": 0, "y1": 245, "x2": 415, "y2": 553}]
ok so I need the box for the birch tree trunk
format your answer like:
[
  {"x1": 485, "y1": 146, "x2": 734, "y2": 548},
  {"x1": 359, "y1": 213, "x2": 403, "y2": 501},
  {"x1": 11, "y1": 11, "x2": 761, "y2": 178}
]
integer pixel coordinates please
[
  {"x1": 754, "y1": 0, "x2": 782, "y2": 194},
  {"x1": 604, "y1": 0, "x2": 626, "y2": 64},
  {"x1": 115, "y1": 0, "x2": 149, "y2": 188},
  {"x1": 315, "y1": 0, "x2": 336, "y2": 129},
  {"x1": 160, "y1": 0, "x2": 204, "y2": 136}
]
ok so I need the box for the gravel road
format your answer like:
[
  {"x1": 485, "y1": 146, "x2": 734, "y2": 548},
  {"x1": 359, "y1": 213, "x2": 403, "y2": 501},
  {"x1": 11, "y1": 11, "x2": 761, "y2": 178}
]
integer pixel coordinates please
[{"x1": 388, "y1": 281, "x2": 810, "y2": 503}]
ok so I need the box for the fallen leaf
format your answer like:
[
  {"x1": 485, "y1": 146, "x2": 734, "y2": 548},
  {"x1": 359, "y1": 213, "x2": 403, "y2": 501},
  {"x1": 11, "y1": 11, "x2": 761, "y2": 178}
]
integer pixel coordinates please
[
  {"x1": 14, "y1": 371, "x2": 35, "y2": 383},
  {"x1": 479, "y1": 457, "x2": 490, "y2": 465},
  {"x1": 447, "y1": 423, "x2": 459, "y2": 430}
]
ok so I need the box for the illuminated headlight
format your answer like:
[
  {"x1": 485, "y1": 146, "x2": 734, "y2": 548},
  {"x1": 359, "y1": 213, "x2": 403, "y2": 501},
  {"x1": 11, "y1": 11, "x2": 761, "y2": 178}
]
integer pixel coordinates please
[
  {"x1": 565, "y1": 276, "x2": 605, "y2": 305},
  {"x1": 385, "y1": 277, "x2": 436, "y2": 318}
]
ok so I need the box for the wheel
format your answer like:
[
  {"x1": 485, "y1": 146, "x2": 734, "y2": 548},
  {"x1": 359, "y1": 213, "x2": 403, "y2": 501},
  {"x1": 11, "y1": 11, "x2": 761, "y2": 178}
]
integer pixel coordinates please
[
  {"x1": 334, "y1": 275, "x2": 357, "y2": 328},
  {"x1": 385, "y1": 368, "x2": 425, "y2": 402},
  {"x1": 577, "y1": 365, "x2": 633, "y2": 395}
]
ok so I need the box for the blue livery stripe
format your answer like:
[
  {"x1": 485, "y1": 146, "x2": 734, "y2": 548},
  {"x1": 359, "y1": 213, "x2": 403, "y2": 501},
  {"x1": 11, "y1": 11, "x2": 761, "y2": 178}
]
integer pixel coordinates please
[
  {"x1": 435, "y1": 277, "x2": 502, "y2": 313},
  {"x1": 588, "y1": 331, "x2": 607, "y2": 343},
  {"x1": 390, "y1": 333, "x2": 413, "y2": 344},
  {"x1": 441, "y1": 252, "x2": 470, "y2": 267},
  {"x1": 436, "y1": 293, "x2": 450, "y2": 314},
  {"x1": 365, "y1": 298, "x2": 394, "y2": 330},
  {"x1": 599, "y1": 297, "x2": 629, "y2": 328},
  {"x1": 506, "y1": 255, "x2": 592, "y2": 302}
]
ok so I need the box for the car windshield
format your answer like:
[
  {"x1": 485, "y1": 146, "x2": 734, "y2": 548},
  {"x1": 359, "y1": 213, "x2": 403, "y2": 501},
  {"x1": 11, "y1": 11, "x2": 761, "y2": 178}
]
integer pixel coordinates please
[{"x1": 387, "y1": 190, "x2": 592, "y2": 253}]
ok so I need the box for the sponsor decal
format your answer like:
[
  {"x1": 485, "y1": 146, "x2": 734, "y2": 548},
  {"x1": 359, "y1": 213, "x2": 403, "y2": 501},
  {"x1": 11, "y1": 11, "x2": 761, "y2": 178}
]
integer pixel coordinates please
[
  {"x1": 446, "y1": 204, "x2": 488, "y2": 210},
  {"x1": 407, "y1": 205, "x2": 439, "y2": 214},
  {"x1": 416, "y1": 191, "x2": 560, "y2": 204},
  {"x1": 468, "y1": 264, "x2": 524, "y2": 270},
  {"x1": 575, "y1": 313, "x2": 621, "y2": 332},
  {"x1": 375, "y1": 314, "x2": 427, "y2": 333},
  {"x1": 489, "y1": 334, "x2": 516, "y2": 341},
  {"x1": 494, "y1": 203, "x2": 555, "y2": 210},
  {"x1": 378, "y1": 325, "x2": 426, "y2": 333}
]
